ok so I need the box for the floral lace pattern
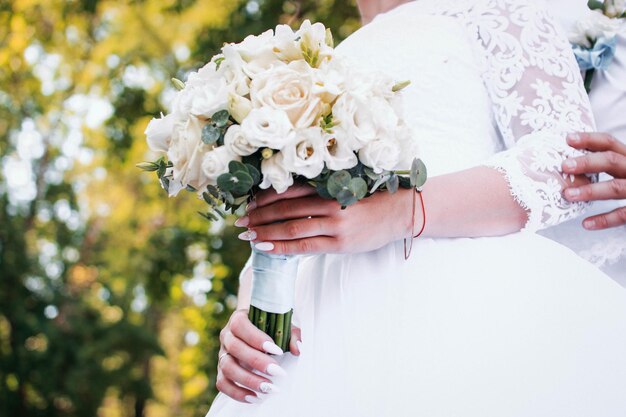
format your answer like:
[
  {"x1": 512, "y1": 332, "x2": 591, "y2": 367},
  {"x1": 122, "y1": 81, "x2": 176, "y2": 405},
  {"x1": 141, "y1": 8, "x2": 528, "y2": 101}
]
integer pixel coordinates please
[{"x1": 458, "y1": 0, "x2": 596, "y2": 231}]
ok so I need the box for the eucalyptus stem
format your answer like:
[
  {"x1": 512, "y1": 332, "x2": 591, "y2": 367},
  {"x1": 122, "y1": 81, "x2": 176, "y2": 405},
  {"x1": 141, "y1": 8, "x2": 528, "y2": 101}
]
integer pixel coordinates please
[
  {"x1": 248, "y1": 306, "x2": 293, "y2": 351},
  {"x1": 584, "y1": 69, "x2": 595, "y2": 93},
  {"x1": 274, "y1": 313, "x2": 285, "y2": 351}
]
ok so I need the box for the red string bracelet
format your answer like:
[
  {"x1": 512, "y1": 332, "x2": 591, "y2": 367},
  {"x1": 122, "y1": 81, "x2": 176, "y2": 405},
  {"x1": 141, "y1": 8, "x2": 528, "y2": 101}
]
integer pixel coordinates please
[{"x1": 404, "y1": 188, "x2": 426, "y2": 260}]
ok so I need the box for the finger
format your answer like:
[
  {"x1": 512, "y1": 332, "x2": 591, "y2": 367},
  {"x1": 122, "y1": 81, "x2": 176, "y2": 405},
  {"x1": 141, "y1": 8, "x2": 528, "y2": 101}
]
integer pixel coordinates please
[
  {"x1": 562, "y1": 151, "x2": 626, "y2": 177},
  {"x1": 248, "y1": 196, "x2": 337, "y2": 227},
  {"x1": 253, "y1": 218, "x2": 333, "y2": 242},
  {"x1": 564, "y1": 179, "x2": 626, "y2": 202},
  {"x1": 259, "y1": 236, "x2": 340, "y2": 255},
  {"x1": 222, "y1": 331, "x2": 284, "y2": 375},
  {"x1": 583, "y1": 206, "x2": 626, "y2": 230},
  {"x1": 215, "y1": 373, "x2": 259, "y2": 403},
  {"x1": 229, "y1": 310, "x2": 285, "y2": 355},
  {"x1": 253, "y1": 183, "x2": 317, "y2": 209},
  {"x1": 220, "y1": 354, "x2": 277, "y2": 394},
  {"x1": 567, "y1": 132, "x2": 626, "y2": 155},
  {"x1": 289, "y1": 327, "x2": 302, "y2": 356}
]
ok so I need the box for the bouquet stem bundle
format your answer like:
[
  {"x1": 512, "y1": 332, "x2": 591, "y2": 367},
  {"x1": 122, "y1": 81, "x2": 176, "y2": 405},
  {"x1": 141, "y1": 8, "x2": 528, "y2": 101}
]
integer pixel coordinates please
[{"x1": 249, "y1": 307, "x2": 293, "y2": 351}]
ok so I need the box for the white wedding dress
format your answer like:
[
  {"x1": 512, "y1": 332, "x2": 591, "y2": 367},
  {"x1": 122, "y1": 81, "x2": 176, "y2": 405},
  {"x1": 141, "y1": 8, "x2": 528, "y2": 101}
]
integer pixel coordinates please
[{"x1": 207, "y1": 1, "x2": 626, "y2": 416}]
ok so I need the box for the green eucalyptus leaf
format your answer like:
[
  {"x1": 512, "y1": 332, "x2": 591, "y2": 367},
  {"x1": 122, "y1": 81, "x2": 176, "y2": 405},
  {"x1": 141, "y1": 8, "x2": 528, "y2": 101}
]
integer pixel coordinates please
[
  {"x1": 218, "y1": 171, "x2": 253, "y2": 196},
  {"x1": 316, "y1": 182, "x2": 333, "y2": 200},
  {"x1": 206, "y1": 184, "x2": 220, "y2": 199},
  {"x1": 221, "y1": 190, "x2": 235, "y2": 205},
  {"x1": 228, "y1": 160, "x2": 248, "y2": 174},
  {"x1": 327, "y1": 170, "x2": 351, "y2": 197},
  {"x1": 233, "y1": 195, "x2": 249, "y2": 206},
  {"x1": 386, "y1": 174, "x2": 399, "y2": 194},
  {"x1": 370, "y1": 174, "x2": 390, "y2": 193},
  {"x1": 410, "y1": 158, "x2": 428, "y2": 189},
  {"x1": 398, "y1": 176, "x2": 411, "y2": 189},
  {"x1": 336, "y1": 189, "x2": 358, "y2": 207},
  {"x1": 245, "y1": 164, "x2": 261, "y2": 185},
  {"x1": 212, "y1": 110, "x2": 230, "y2": 128},
  {"x1": 160, "y1": 177, "x2": 170, "y2": 193},
  {"x1": 202, "y1": 192, "x2": 218, "y2": 207},
  {"x1": 217, "y1": 173, "x2": 235, "y2": 191},
  {"x1": 201, "y1": 124, "x2": 221, "y2": 144},
  {"x1": 348, "y1": 177, "x2": 368, "y2": 200}
]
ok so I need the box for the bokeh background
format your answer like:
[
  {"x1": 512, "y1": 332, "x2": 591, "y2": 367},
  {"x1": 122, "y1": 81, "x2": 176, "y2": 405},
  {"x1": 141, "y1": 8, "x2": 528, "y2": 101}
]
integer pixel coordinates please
[{"x1": 0, "y1": 1, "x2": 360, "y2": 416}]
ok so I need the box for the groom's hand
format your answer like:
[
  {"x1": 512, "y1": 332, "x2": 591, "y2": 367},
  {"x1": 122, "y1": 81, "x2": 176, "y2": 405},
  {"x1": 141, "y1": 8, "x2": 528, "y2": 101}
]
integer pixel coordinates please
[
  {"x1": 562, "y1": 132, "x2": 626, "y2": 230},
  {"x1": 216, "y1": 309, "x2": 301, "y2": 403}
]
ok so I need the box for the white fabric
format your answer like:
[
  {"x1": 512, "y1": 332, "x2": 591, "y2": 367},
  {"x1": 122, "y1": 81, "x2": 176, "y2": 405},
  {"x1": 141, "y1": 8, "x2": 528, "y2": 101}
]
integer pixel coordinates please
[
  {"x1": 541, "y1": 0, "x2": 626, "y2": 287},
  {"x1": 209, "y1": 1, "x2": 626, "y2": 415},
  {"x1": 250, "y1": 249, "x2": 300, "y2": 314}
]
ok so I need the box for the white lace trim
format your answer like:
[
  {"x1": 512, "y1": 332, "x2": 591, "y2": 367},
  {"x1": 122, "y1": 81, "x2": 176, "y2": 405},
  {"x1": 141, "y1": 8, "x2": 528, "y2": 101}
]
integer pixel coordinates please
[{"x1": 579, "y1": 231, "x2": 626, "y2": 268}]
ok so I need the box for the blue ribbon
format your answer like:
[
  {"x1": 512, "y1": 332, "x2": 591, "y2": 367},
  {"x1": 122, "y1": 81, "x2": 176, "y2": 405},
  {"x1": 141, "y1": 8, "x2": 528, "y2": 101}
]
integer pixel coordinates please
[{"x1": 572, "y1": 36, "x2": 618, "y2": 71}]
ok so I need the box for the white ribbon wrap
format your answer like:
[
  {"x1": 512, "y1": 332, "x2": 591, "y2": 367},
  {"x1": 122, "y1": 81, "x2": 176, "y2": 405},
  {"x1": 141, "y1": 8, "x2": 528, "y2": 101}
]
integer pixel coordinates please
[{"x1": 250, "y1": 246, "x2": 300, "y2": 314}]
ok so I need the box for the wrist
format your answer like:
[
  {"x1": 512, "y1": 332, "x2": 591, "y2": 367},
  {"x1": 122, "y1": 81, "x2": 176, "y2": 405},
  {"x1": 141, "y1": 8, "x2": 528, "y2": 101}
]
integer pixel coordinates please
[{"x1": 394, "y1": 188, "x2": 425, "y2": 240}]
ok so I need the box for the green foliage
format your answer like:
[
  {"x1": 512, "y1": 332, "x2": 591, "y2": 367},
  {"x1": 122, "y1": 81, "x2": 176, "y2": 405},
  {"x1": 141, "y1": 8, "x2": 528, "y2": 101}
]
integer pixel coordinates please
[{"x1": 0, "y1": 1, "x2": 360, "y2": 416}]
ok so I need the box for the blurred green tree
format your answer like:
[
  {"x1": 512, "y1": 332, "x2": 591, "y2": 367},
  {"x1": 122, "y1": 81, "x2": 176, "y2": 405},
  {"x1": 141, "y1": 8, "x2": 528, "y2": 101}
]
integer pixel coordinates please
[{"x1": 0, "y1": 1, "x2": 359, "y2": 416}]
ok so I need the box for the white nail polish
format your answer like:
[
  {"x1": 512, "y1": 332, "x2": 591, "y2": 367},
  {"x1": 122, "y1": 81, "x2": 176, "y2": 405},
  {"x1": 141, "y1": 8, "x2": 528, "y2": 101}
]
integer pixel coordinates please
[
  {"x1": 563, "y1": 160, "x2": 577, "y2": 169},
  {"x1": 238, "y1": 230, "x2": 257, "y2": 241},
  {"x1": 567, "y1": 188, "x2": 580, "y2": 198},
  {"x1": 259, "y1": 382, "x2": 279, "y2": 393},
  {"x1": 255, "y1": 242, "x2": 274, "y2": 251},
  {"x1": 234, "y1": 216, "x2": 249, "y2": 227},
  {"x1": 296, "y1": 340, "x2": 303, "y2": 352},
  {"x1": 245, "y1": 395, "x2": 261, "y2": 404},
  {"x1": 266, "y1": 363, "x2": 287, "y2": 377},
  {"x1": 262, "y1": 341, "x2": 284, "y2": 355}
]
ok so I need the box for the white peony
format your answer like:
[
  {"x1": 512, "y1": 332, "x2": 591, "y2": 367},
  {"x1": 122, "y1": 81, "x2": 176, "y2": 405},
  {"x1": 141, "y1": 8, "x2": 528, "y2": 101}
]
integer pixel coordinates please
[
  {"x1": 322, "y1": 132, "x2": 358, "y2": 171},
  {"x1": 250, "y1": 60, "x2": 323, "y2": 129},
  {"x1": 569, "y1": 9, "x2": 623, "y2": 47},
  {"x1": 202, "y1": 146, "x2": 240, "y2": 184},
  {"x1": 168, "y1": 116, "x2": 215, "y2": 190},
  {"x1": 358, "y1": 137, "x2": 401, "y2": 174},
  {"x1": 281, "y1": 127, "x2": 326, "y2": 178},
  {"x1": 224, "y1": 124, "x2": 257, "y2": 156},
  {"x1": 145, "y1": 113, "x2": 175, "y2": 153},
  {"x1": 240, "y1": 107, "x2": 294, "y2": 150},
  {"x1": 260, "y1": 152, "x2": 294, "y2": 193}
]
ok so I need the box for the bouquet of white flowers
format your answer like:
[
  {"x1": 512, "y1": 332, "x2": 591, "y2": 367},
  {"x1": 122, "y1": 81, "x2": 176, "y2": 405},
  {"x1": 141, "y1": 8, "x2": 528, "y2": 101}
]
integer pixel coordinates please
[
  {"x1": 139, "y1": 20, "x2": 426, "y2": 351},
  {"x1": 569, "y1": 0, "x2": 625, "y2": 91}
]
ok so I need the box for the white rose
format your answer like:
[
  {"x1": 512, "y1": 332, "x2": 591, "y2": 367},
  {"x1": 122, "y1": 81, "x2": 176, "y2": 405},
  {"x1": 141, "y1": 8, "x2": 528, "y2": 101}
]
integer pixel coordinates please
[
  {"x1": 145, "y1": 113, "x2": 175, "y2": 153},
  {"x1": 221, "y1": 45, "x2": 251, "y2": 97},
  {"x1": 296, "y1": 20, "x2": 334, "y2": 67},
  {"x1": 281, "y1": 128, "x2": 326, "y2": 178},
  {"x1": 273, "y1": 24, "x2": 304, "y2": 62},
  {"x1": 240, "y1": 107, "x2": 294, "y2": 150},
  {"x1": 394, "y1": 123, "x2": 420, "y2": 171},
  {"x1": 224, "y1": 124, "x2": 257, "y2": 156},
  {"x1": 313, "y1": 57, "x2": 347, "y2": 104},
  {"x1": 167, "y1": 116, "x2": 214, "y2": 190},
  {"x1": 202, "y1": 146, "x2": 240, "y2": 184},
  {"x1": 228, "y1": 92, "x2": 253, "y2": 124},
  {"x1": 358, "y1": 137, "x2": 401, "y2": 174},
  {"x1": 260, "y1": 152, "x2": 294, "y2": 194},
  {"x1": 322, "y1": 133, "x2": 358, "y2": 171},
  {"x1": 250, "y1": 61, "x2": 323, "y2": 129},
  {"x1": 570, "y1": 10, "x2": 623, "y2": 46},
  {"x1": 189, "y1": 76, "x2": 230, "y2": 118},
  {"x1": 332, "y1": 92, "x2": 378, "y2": 149},
  {"x1": 232, "y1": 30, "x2": 279, "y2": 78},
  {"x1": 606, "y1": 0, "x2": 626, "y2": 18}
]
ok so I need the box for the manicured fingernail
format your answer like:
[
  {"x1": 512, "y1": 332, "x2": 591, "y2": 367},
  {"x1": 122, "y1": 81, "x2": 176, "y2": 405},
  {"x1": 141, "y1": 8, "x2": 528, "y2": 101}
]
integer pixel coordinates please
[
  {"x1": 245, "y1": 395, "x2": 262, "y2": 404},
  {"x1": 266, "y1": 363, "x2": 287, "y2": 377},
  {"x1": 234, "y1": 216, "x2": 249, "y2": 227},
  {"x1": 246, "y1": 201, "x2": 257, "y2": 212},
  {"x1": 563, "y1": 159, "x2": 577, "y2": 170},
  {"x1": 259, "y1": 382, "x2": 279, "y2": 393},
  {"x1": 255, "y1": 242, "x2": 274, "y2": 251},
  {"x1": 584, "y1": 219, "x2": 596, "y2": 229},
  {"x1": 565, "y1": 188, "x2": 580, "y2": 199},
  {"x1": 238, "y1": 230, "x2": 257, "y2": 241},
  {"x1": 262, "y1": 341, "x2": 284, "y2": 355},
  {"x1": 568, "y1": 133, "x2": 581, "y2": 143}
]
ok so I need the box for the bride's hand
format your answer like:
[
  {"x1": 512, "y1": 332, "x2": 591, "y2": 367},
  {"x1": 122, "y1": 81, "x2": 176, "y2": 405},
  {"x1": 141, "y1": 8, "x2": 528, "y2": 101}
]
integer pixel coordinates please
[
  {"x1": 236, "y1": 184, "x2": 416, "y2": 255},
  {"x1": 216, "y1": 309, "x2": 301, "y2": 403},
  {"x1": 562, "y1": 132, "x2": 626, "y2": 230}
]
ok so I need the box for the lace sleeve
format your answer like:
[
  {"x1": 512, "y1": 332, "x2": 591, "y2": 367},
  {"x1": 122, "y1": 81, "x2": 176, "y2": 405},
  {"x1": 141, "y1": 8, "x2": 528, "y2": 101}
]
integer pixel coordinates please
[{"x1": 470, "y1": 0, "x2": 596, "y2": 231}]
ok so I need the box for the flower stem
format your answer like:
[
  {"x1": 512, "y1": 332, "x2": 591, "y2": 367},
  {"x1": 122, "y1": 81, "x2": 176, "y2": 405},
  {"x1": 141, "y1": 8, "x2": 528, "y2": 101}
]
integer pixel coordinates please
[{"x1": 584, "y1": 69, "x2": 595, "y2": 93}]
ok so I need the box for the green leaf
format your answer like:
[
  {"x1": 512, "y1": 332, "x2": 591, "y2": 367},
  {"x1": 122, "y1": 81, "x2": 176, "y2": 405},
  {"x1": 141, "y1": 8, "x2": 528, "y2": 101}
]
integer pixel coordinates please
[
  {"x1": 221, "y1": 190, "x2": 235, "y2": 205},
  {"x1": 245, "y1": 164, "x2": 261, "y2": 185},
  {"x1": 217, "y1": 171, "x2": 253, "y2": 196},
  {"x1": 212, "y1": 110, "x2": 230, "y2": 128},
  {"x1": 410, "y1": 158, "x2": 428, "y2": 189},
  {"x1": 202, "y1": 192, "x2": 218, "y2": 207},
  {"x1": 326, "y1": 170, "x2": 351, "y2": 197},
  {"x1": 386, "y1": 174, "x2": 399, "y2": 193},
  {"x1": 228, "y1": 160, "x2": 248, "y2": 174},
  {"x1": 392, "y1": 80, "x2": 411, "y2": 92},
  {"x1": 136, "y1": 162, "x2": 158, "y2": 172},
  {"x1": 214, "y1": 56, "x2": 225, "y2": 70},
  {"x1": 315, "y1": 182, "x2": 333, "y2": 200},
  {"x1": 336, "y1": 189, "x2": 358, "y2": 207},
  {"x1": 369, "y1": 173, "x2": 390, "y2": 193},
  {"x1": 157, "y1": 159, "x2": 168, "y2": 179},
  {"x1": 172, "y1": 78, "x2": 185, "y2": 91},
  {"x1": 348, "y1": 177, "x2": 368, "y2": 200},
  {"x1": 201, "y1": 124, "x2": 221, "y2": 145}
]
